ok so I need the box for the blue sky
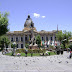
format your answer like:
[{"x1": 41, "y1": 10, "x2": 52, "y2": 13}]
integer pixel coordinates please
[{"x1": 0, "y1": 0, "x2": 72, "y2": 31}]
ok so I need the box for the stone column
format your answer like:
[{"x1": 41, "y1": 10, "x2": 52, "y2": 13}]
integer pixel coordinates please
[
  {"x1": 40, "y1": 36, "x2": 42, "y2": 41},
  {"x1": 13, "y1": 36, "x2": 14, "y2": 42},
  {"x1": 9, "y1": 36, "x2": 11, "y2": 48},
  {"x1": 20, "y1": 36, "x2": 21, "y2": 42},
  {"x1": 23, "y1": 35, "x2": 25, "y2": 48},
  {"x1": 18, "y1": 43, "x2": 21, "y2": 48},
  {"x1": 18, "y1": 36, "x2": 19, "y2": 42},
  {"x1": 48, "y1": 35, "x2": 50, "y2": 45},
  {"x1": 44, "y1": 35, "x2": 46, "y2": 41},
  {"x1": 14, "y1": 36, "x2": 16, "y2": 42},
  {"x1": 53, "y1": 34, "x2": 55, "y2": 46}
]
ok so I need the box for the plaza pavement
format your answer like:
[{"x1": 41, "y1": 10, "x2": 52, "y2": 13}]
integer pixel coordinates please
[{"x1": 0, "y1": 51, "x2": 72, "y2": 72}]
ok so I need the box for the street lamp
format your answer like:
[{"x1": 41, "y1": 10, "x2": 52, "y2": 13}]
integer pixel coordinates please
[{"x1": 12, "y1": 42, "x2": 16, "y2": 56}]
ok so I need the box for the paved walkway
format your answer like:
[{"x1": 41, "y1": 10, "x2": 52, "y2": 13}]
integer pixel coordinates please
[{"x1": 0, "y1": 51, "x2": 72, "y2": 72}]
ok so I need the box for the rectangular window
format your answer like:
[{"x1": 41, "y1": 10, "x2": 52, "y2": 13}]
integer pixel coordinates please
[
  {"x1": 46, "y1": 37, "x2": 48, "y2": 41},
  {"x1": 51, "y1": 37, "x2": 52, "y2": 41},
  {"x1": 21, "y1": 44, "x2": 23, "y2": 48},
  {"x1": 30, "y1": 35, "x2": 31, "y2": 40},
  {"x1": 16, "y1": 37, "x2": 18, "y2": 42},
  {"x1": 11, "y1": 38, "x2": 13, "y2": 42},
  {"x1": 25, "y1": 36, "x2": 27, "y2": 41},
  {"x1": 42, "y1": 37, "x2": 44, "y2": 41},
  {"x1": 17, "y1": 44, "x2": 18, "y2": 48},
  {"x1": 55, "y1": 37, "x2": 56, "y2": 41},
  {"x1": 21, "y1": 37, "x2": 23, "y2": 42}
]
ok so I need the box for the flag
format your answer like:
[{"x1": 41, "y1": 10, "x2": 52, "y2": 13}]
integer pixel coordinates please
[
  {"x1": 55, "y1": 41, "x2": 57, "y2": 46},
  {"x1": 48, "y1": 40, "x2": 50, "y2": 45},
  {"x1": 42, "y1": 41, "x2": 44, "y2": 45},
  {"x1": 41, "y1": 41, "x2": 42, "y2": 46},
  {"x1": 52, "y1": 41, "x2": 54, "y2": 46}
]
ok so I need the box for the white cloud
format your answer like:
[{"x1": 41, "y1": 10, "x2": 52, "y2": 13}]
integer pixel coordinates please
[
  {"x1": 33, "y1": 13, "x2": 40, "y2": 18},
  {"x1": 42, "y1": 16, "x2": 46, "y2": 18}
]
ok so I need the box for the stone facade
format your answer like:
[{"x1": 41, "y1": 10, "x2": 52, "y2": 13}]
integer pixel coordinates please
[{"x1": 6, "y1": 15, "x2": 61, "y2": 48}]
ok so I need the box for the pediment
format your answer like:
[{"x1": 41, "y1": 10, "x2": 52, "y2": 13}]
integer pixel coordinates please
[{"x1": 23, "y1": 29, "x2": 38, "y2": 34}]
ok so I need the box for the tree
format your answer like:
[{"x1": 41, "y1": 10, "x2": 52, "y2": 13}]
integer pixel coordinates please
[
  {"x1": 36, "y1": 35, "x2": 41, "y2": 48},
  {"x1": 63, "y1": 30, "x2": 72, "y2": 44},
  {"x1": 0, "y1": 35, "x2": 10, "y2": 50},
  {"x1": 0, "y1": 12, "x2": 9, "y2": 36},
  {"x1": 62, "y1": 30, "x2": 72, "y2": 49},
  {"x1": 56, "y1": 30, "x2": 72, "y2": 49},
  {"x1": 56, "y1": 31, "x2": 63, "y2": 45},
  {"x1": 25, "y1": 43, "x2": 29, "y2": 48}
]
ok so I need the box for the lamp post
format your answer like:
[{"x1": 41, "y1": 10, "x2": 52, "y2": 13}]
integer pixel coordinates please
[{"x1": 12, "y1": 42, "x2": 16, "y2": 56}]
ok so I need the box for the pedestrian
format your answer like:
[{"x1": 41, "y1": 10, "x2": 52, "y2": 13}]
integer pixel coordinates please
[
  {"x1": 69, "y1": 50, "x2": 72, "y2": 58},
  {"x1": 31, "y1": 51, "x2": 33, "y2": 57},
  {"x1": 25, "y1": 50, "x2": 28, "y2": 57}
]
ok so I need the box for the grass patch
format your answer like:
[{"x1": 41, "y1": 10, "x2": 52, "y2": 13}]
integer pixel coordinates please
[
  {"x1": 48, "y1": 51, "x2": 56, "y2": 55},
  {"x1": 5, "y1": 52, "x2": 40, "y2": 56},
  {"x1": 6, "y1": 52, "x2": 12, "y2": 56},
  {"x1": 21, "y1": 53, "x2": 40, "y2": 56},
  {"x1": 5, "y1": 51, "x2": 56, "y2": 56}
]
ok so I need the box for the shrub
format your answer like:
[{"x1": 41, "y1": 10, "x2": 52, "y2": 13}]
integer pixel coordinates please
[
  {"x1": 16, "y1": 48, "x2": 46, "y2": 53},
  {"x1": 69, "y1": 44, "x2": 72, "y2": 51},
  {"x1": 49, "y1": 45, "x2": 55, "y2": 50},
  {"x1": 16, "y1": 49, "x2": 25, "y2": 53},
  {"x1": 25, "y1": 44, "x2": 29, "y2": 48}
]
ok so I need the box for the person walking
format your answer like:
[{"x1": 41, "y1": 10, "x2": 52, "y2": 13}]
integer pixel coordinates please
[
  {"x1": 25, "y1": 50, "x2": 28, "y2": 57},
  {"x1": 69, "y1": 50, "x2": 72, "y2": 58},
  {"x1": 31, "y1": 51, "x2": 33, "y2": 57}
]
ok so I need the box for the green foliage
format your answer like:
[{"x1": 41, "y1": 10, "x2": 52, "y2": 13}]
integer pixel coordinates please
[
  {"x1": 48, "y1": 52, "x2": 56, "y2": 55},
  {"x1": 6, "y1": 52, "x2": 40, "y2": 56},
  {"x1": 56, "y1": 31, "x2": 63, "y2": 44},
  {"x1": 16, "y1": 49, "x2": 25, "y2": 53},
  {"x1": 25, "y1": 43, "x2": 29, "y2": 48},
  {"x1": 0, "y1": 35, "x2": 10, "y2": 50},
  {"x1": 0, "y1": 12, "x2": 9, "y2": 36},
  {"x1": 68, "y1": 44, "x2": 72, "y2": 50},
  {"x1": 56, "y1": 30, "x2": 72, "y2": 49},
  {"x1": 63, "y1": 30, "x2": 72, "y2": 44},
  {"x1": 36, "y1": 35, "x2": 41, "y2": 48},
  {"x1": 65, "y1": 44, "x2": 69, "y2": 48},
  {"x1": 60, "y1": 44, "x2": 64, "y2": 48},
  {"x1": 28, "y1": 49, "x2": 43, "y2": 53},
  {"x1": 16, "y1": 48, "x2": 46, "y2": 53},
  {"x1": 11, "y1": 43, "x2": 17, "y2": 48},
  {"x1": 49, "y1": 45, "x2": 54, "y2": 49}
]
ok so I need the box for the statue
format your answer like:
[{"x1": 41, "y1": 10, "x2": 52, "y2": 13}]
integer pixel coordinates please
[
  {"x1": 29, "y1": 25, "x2": 38, "y2": 49},
  {"x1": 24, "y1": 15, "x2": 34, "y2": 28}
]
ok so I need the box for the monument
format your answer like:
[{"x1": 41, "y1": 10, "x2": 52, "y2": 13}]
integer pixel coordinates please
[{"x1": 24, "y1": 15, "x2": 38, "y2": 49}]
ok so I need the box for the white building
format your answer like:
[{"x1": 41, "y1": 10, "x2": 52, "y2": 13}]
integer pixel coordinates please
[{"x1": 6, "y1": 15, "x2": 61, "y2": 48}]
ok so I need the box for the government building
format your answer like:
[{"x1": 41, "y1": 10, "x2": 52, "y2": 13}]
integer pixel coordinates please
[{"x1": 6, "y1": 15, "x2": 61, "y2": 48}]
